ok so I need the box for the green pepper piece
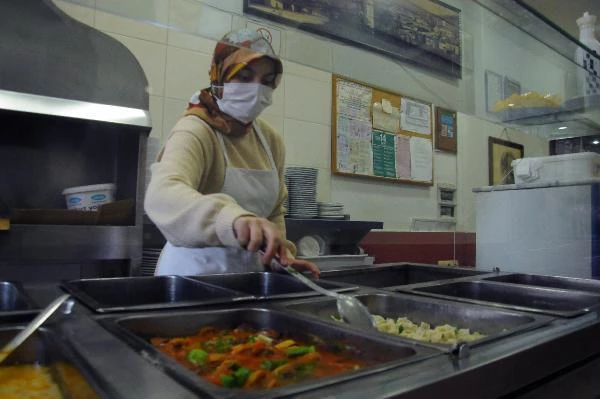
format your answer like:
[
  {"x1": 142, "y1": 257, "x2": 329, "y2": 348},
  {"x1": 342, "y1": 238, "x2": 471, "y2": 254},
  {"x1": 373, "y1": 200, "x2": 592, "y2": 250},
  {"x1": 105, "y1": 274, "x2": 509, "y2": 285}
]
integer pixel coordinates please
[
  {"x1": 187, "y1": 349, "x2": 208, "y2": 365},
  {"x1": 234, "y1": 367, "x2": 251, "y2": 386},
  {"x1": 286, "y1": 346, "x2": 315, "y2": 357},
  {"x1": 220, "y1": 375, "x2": 236, "y2": 388}
]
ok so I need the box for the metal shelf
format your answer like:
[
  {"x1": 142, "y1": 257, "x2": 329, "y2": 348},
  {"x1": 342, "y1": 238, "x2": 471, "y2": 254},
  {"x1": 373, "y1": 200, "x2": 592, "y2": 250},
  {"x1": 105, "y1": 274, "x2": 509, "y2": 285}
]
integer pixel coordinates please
[{"x1": 0, "y1": 225, "x2": 142, "y2": 262}]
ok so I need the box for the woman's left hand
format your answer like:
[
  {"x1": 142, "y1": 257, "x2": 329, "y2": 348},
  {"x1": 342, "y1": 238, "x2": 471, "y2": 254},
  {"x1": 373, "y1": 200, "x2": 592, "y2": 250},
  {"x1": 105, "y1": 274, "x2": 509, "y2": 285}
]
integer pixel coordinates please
[{"x1": 276, "y1": 248, "x2": 320, "y2": 278}]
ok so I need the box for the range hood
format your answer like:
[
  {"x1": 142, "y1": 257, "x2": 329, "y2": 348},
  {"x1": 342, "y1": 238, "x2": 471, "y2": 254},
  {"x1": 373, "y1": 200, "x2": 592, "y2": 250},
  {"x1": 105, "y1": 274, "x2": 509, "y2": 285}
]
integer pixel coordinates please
[{"x1": 0, "y1": 0, "x2": 150, "y2": 120}]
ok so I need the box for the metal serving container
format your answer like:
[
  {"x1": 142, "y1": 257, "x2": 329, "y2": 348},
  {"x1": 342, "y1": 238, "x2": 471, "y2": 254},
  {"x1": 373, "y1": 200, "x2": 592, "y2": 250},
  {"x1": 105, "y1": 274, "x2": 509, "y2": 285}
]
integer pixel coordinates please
[
  {"x1": 189, "y1": 272, "x2": 356, "y2": 300},
  {"x1": 0, "y1": 327, "x2": 109, "y2": 398},
  {"x1": 482, "y1": 273, "x2": 600, "y2": 295},
  {"x1": 98, "y1": 307, "x2": 439, "y2": 399},
  {"x1": 61, "y1": 276, "x2": 253, "y2": 313},
  {"x1": 402, "y1": 281, "x2": 600, "y2": 317},
  {"x1": 283, "y1": 292, "x2": 553, "y2": 351},
  {"x1": 318, "y1": 264, "x2": 487, "y2": 290},
  {"x1": 0, "y1": 281, "x2": 40, "y2": 319}
]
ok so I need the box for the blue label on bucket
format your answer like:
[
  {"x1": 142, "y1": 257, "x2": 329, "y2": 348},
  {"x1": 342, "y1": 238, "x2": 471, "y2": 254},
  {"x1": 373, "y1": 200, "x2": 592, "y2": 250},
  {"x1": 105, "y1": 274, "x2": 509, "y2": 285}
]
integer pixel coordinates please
[
  {"x1": 91, "y1": 194, "x2": 107, "y2": 201},
  {"x1": 69, "y1": 197, "x2": 82, "y2": 204}
]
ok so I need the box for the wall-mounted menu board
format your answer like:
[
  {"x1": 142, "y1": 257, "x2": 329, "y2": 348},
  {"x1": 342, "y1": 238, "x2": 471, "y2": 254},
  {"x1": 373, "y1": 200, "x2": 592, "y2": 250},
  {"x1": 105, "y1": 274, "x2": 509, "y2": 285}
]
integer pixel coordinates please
[{"x1": 331, "y1": 75, "x2": 433, "y2": 185}]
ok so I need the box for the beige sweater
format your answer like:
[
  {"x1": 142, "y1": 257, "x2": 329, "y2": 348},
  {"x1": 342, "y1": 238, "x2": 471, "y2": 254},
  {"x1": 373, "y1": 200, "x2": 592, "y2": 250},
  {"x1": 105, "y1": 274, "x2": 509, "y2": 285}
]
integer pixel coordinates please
[{"x1": 144, "y1": 115, "x2": 294, "y2": 254}]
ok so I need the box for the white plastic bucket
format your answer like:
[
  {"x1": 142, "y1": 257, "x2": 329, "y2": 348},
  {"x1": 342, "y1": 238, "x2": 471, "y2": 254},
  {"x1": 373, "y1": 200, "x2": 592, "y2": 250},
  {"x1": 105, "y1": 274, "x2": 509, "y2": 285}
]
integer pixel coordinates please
[{"x1": 62, "y1": 183, "x2": 116, "y2": 211}]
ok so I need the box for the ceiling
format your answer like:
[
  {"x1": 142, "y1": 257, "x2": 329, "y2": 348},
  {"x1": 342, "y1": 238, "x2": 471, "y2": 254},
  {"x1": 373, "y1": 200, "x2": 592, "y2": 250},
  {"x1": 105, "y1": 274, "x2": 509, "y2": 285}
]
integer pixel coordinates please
[{"x1": 521, "y1": 0, "x2": 600, "y2": 40}]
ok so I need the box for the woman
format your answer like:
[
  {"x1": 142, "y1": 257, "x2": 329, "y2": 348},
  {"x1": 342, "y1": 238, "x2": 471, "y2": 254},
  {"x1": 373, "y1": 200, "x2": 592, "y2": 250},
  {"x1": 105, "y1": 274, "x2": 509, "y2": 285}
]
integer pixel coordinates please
[{"x1": 145, "y1": 28, "x2": 319, "y2": 277}]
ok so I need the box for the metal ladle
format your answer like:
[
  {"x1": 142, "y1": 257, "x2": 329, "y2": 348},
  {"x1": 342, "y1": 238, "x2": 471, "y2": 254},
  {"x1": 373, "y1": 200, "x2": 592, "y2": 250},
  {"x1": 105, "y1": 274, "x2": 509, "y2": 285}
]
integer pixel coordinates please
[
  {"x1": 0, "y1": 294, "x2": 71, "y2": 365},
  {"x1": 283, "y1": 266, "x2": 375, "y2": 329}
]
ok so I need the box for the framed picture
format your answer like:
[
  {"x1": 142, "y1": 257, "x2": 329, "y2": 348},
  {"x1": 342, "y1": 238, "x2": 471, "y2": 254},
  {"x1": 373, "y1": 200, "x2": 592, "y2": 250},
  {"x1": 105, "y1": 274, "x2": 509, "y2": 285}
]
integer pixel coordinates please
[
  {"x1": 244, "y1": 0, "x2": 462, "y2": 79},
  {"x1": 488, "y1": 137, "x2": 524, "y2": 185},
  {"x1": 484, "y1": 70, "x2": 503, "y2": 113},
  {"x1": 434, "y1": 106, "x2": 457, "y2": 153}
]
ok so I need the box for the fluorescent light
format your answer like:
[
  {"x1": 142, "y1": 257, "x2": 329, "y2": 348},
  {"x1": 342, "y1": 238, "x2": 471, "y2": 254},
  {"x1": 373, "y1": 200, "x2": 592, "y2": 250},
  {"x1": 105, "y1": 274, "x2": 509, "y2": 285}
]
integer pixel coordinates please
[
  {"x1": 593, "y1": 140, "x2": 599, "y2": 145},
  {"x1": 558, "y1": 126, "x2": 567, "y2": 130}
]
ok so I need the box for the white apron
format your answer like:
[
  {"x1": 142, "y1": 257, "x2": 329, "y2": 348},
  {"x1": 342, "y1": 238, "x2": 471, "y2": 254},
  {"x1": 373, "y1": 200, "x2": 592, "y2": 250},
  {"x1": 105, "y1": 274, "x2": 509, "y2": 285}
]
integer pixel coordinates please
[{"x1": 154, "y1": 121, "x2": 280, "y2": 276}]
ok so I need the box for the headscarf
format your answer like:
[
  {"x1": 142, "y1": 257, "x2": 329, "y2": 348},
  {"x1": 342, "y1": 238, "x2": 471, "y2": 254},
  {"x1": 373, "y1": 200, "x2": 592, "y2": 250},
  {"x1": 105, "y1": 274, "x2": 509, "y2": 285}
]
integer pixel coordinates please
[{"x1": 184, "y1": 28, "x2": 283, "y2": 135}]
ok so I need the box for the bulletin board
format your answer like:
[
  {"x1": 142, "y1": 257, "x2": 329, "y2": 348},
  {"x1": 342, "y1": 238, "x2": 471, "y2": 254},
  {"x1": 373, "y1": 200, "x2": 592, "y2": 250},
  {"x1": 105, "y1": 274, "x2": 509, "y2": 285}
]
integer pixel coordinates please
[{"x1": 331, "y1": 75, "x2": 434, "y2": 186}]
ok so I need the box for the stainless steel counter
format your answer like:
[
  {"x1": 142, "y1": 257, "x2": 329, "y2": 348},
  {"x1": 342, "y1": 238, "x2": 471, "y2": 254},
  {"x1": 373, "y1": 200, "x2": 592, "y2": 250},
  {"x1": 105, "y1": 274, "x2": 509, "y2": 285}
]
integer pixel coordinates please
[{"x1": 8, "y1": 266, "x2": 600, "y2": 399}]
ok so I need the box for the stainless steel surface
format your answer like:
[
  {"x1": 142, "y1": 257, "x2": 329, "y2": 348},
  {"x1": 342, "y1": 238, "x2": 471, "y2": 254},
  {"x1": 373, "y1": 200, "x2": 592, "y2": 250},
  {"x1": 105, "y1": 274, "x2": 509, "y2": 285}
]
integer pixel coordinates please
[
  {"x1": 62, "y1": 276, "x2": 253, "y2": 313},
  {"x1": 404, "y1": 280, "x2": 600, "y2": 317},
  {"x1": 189, "y1": 272, "x2": 356, "y2": 299},
  {"x1": 0, "y1": 90, "x2": 151, "y2": 127},
  {"x1": 284, "y1": 266, "x2": 375, "y2": 329},
  {"x1": 0, "y1": 225, "x2": 142, "y2": 261},
  {"x1": 0, "y1": 281, "x2": 39, "y2": 318},
  {"x1": 319, "y1": 263, "x2": 487, "y2": 289},
  {"x1": 98, "y1": 307, "x2": 438, "y2": 399},
  {"x1": 10, "y1": 277, "x2": 600, "y2": 398},
  {"x1": 282, "y1": 292, "x2": 553, "y2": 351},
  {"x1": 0, "y1": 327, "x2": 107, "y2": 398},
  {"x1": 483, "y1": 272, "x2": 600, "y2": 294},
  {"x1": 0, "y1": 294, "x2": 70, "y2": 364}
]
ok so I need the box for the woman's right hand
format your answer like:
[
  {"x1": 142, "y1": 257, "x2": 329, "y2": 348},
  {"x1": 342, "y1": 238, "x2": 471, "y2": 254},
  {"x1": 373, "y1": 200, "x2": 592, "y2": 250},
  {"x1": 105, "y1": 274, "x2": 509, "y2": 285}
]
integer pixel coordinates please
[{"x1": 233, "y1": 216, "x2": 282, "y2": 264}]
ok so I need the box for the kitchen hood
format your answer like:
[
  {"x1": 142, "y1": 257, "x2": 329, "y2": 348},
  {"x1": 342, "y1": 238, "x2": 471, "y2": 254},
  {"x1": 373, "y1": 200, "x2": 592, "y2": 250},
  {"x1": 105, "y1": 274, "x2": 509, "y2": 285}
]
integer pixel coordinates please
[{"x1": 0, "y1": 0, "x2": 149, "y2": 117}]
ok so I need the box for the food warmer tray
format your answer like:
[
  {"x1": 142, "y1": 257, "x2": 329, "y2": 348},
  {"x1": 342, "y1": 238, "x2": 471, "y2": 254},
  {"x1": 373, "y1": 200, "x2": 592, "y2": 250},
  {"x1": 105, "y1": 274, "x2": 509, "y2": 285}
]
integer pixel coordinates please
[
  {"x1": 61, "y1": 275, "x2": 254, "y2": 313},
  {"x1": 281, "y1": 291, "x2": 554, "y2": 352},
  {"x1": 398, "y1": 280, "x2": 600, "y2": 317},
  {"x1": 97, "y1": 307, "x2": 440, "y2": 399},
  {"x1": 188, "y1": 271, "x2": 357, "y2": 300}
]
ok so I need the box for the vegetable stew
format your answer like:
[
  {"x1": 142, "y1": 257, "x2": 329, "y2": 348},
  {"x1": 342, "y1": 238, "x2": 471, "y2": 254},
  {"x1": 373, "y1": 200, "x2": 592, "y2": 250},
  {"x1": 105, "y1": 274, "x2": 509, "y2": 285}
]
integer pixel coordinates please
[{"x1": 150, "y1": 325, "x2": 367, "y2": 390}]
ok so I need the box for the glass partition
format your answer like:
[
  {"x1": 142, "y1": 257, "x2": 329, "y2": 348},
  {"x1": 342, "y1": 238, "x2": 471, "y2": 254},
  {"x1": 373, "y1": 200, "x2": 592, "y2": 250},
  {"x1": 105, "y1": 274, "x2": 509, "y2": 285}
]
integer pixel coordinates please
[{"x1": 52, "y1": 0, "x2": 600, "y2": 278}]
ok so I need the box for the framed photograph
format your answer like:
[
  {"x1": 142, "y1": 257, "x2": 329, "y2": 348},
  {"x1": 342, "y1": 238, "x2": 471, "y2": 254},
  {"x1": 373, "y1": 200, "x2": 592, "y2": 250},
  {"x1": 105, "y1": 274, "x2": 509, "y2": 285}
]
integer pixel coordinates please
[
  {"x1": 244, "y1": 0, "x2": 462, "y2": 79},
  {"x1": 434, "y1": 106, "x2": 457, "y2": 153},
  {"x1": 484, "y1": 70, "x2": 503, "y2": 113},
  {"x1": 488, "y1": 137, "x2": 524, "y2": 185}
]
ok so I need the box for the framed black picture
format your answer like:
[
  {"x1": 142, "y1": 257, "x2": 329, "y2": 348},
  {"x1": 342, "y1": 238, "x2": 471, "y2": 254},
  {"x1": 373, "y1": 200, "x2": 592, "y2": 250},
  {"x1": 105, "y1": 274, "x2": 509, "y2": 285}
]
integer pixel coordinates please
[
  {"x1": 488, "y1": 137, "x2": 524, "y2": 185},
  {"x1": 244, "y1": 0, "x2": 462, "y2": 79}
]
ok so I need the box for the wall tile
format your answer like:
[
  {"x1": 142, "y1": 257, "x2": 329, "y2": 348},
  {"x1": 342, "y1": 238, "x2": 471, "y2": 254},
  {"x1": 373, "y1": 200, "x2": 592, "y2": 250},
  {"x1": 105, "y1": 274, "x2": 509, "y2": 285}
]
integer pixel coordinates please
[
  {"x1": 95, "y1": 9, "x2": 167, "y2": 43},
  {"x1": 162, "y1": 98, "x2": 188, "y2": 143},
  {"x1": 106, "y1": 33, "x2": 167, "y2": 96},
  {"x1": 95, "y1": 0, "x2": 169, "y2": 26},
  {"x1": 169, "y1": 0, "x2": 232, "y2": 40},
  {"x1": 284, "y1": 75, "x2": 331, "y2": 125},
  {"x1": 283, "y1": 119, "x2": 329, "y2": 169},
  {"x1": 168, "y1": 30, "x2": 217, "y2": 54},
  {"x1": 198, "y1": 0, "x2": 243, "y2": 15},
  {"x1": 165, "y1": 47, "x2": 212, "y2": 100},
  {"x1": 148, "y1": 95, "x2": 164, "y2": 141},
  {"x1": 316, "y1": 167, "x2": 331, "y2": 202},
  {"x1": 285, "y1": 30, "x2": 333, "y2": 72},
  {"x1": 53, "y1": 0, "x2": 95, "y2": 26},
  {"x1": 284, "y1": 61, "x2": 331, "y2": 83}
]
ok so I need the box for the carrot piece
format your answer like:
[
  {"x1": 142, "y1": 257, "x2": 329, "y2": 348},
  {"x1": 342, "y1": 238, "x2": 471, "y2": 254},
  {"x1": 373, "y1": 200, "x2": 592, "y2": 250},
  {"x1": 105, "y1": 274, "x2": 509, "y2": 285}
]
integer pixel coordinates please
[
  {"x1": 245, "y1": 369, "x2": 266, "y2": 387},
  {"x1": 273, "y1": 362, "x2": 295, "y2": 376},
  {"x1": 231, "y1": 343, "x2": 253, "y2": 355},
  {"x1": 207, "y1": 353, "x2": 228, "y2": 362},
  {"x1": 295, "y1": 352, "x2": 321, "y2": 364}
]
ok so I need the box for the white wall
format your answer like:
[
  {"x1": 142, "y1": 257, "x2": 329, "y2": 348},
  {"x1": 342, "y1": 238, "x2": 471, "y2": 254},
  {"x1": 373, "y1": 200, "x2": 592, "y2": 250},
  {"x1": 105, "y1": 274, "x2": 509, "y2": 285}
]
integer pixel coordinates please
[{"x1": 54, "y1": 0, "x2": 557, "y2": 232}]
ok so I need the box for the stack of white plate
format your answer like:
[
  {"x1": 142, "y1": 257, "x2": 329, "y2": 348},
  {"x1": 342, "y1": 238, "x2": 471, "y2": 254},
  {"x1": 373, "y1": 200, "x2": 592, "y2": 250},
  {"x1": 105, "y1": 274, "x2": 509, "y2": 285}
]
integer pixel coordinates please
[
  {"x1": 140, "y1": 248, "x2": 161, "y2": 276},
  {"x1": 318, "y1": 202, "x2": 345, "y2": 219},
  {"x1": 285, "y1": 167, "x2": 318, "y2": 218}
]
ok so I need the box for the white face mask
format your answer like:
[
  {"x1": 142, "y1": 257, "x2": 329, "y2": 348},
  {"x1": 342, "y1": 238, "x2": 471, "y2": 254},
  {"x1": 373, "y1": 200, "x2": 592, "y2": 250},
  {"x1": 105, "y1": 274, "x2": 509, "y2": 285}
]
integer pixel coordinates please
[{"x1": 216, "y1": 82, "x2": 273, "y2": 124}]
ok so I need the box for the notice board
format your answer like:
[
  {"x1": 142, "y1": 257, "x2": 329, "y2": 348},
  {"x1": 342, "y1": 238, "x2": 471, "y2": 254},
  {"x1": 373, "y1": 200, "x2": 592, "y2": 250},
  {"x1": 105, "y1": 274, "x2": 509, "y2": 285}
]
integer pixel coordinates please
[{"x1": 331, "y1": 75, "x2": 434, "y2": 185}]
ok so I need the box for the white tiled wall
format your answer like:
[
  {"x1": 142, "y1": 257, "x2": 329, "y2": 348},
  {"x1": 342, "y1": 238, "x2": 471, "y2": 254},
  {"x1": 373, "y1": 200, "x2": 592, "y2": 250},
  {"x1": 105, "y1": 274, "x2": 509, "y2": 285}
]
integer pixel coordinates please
[{"x1": 53, "y1": 0, "x2": 548, "y2": 232}]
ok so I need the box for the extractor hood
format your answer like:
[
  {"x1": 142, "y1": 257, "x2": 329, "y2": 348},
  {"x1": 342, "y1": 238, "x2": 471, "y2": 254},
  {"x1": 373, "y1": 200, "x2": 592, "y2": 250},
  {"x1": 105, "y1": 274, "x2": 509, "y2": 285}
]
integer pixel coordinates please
[{"x1": 0, "y1": 0, "x2": 150, "y2": 122}]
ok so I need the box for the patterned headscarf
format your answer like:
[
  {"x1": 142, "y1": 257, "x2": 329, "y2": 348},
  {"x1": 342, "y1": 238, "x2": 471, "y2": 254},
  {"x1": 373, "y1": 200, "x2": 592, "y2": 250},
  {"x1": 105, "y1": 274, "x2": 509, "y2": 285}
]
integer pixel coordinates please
[{"x1": 184, "y1": 28, "x2": 283, "y2": 135}]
